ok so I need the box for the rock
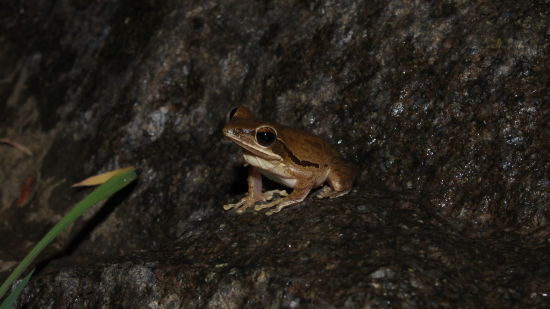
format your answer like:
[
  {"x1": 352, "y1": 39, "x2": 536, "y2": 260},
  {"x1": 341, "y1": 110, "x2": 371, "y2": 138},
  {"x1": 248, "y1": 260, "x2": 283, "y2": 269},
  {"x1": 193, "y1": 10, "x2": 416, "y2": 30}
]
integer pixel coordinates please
[{"x1": 0, "y1": 0, "x2": 548, "y2": 307}]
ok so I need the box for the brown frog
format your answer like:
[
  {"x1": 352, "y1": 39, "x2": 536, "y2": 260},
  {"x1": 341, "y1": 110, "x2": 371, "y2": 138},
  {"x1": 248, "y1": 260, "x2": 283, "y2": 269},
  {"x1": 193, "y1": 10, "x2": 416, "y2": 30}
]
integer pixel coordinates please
[{"x1": 223, "y1": 106, "x2": 356, "y2": 215}]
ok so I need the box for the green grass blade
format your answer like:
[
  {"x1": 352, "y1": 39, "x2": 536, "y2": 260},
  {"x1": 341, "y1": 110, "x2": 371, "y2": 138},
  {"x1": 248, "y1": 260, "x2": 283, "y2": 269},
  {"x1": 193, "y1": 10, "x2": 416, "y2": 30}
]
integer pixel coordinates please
[
  {"x1": 0, "y1": 167, "x2": 137, "y2": 300},
  {"x1": 0, "y1": 269, "x2": 34, "y2": 309}
]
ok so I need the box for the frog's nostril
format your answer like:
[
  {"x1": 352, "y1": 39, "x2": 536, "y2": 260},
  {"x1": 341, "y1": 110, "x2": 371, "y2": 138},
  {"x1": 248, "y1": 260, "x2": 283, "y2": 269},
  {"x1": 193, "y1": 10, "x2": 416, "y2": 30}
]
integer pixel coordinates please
[{"x1": 223, "y1": 128, "x2": 238, "y2": 136}]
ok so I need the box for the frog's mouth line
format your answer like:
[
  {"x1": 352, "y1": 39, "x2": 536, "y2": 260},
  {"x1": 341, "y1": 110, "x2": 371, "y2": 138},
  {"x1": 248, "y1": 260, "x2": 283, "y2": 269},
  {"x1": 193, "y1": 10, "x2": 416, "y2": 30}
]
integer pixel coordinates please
[
  {"x1": 239, "y1": 145, "x2": 282, "y2": 161},
  {"x1": 225, "y1": 131, "x2": 319, "y2": 168},
  {"x1": 225, "y1": 135, "x2": 282, "y2": 161}
]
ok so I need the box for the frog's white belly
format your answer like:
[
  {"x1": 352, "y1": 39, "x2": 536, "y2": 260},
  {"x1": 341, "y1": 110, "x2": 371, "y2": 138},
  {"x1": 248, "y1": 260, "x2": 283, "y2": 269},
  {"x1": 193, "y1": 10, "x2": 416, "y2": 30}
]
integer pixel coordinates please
[{"x1": 243, "y1": 153, "x2": 298, "y2": 188}]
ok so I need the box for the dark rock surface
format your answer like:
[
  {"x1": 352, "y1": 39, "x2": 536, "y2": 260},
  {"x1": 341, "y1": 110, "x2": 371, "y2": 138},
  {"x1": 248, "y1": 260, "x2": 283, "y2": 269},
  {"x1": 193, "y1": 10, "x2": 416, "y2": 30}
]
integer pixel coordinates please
[{"x1": 0, "y1": 0, "x2": 548, "y2": 307}]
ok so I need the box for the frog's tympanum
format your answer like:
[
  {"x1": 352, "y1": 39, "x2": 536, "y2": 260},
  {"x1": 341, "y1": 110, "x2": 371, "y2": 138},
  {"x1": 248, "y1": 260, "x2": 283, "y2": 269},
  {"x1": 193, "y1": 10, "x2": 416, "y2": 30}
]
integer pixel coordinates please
[{"x1": 223, "y1": 106, "x2": 357, "y2": 215}]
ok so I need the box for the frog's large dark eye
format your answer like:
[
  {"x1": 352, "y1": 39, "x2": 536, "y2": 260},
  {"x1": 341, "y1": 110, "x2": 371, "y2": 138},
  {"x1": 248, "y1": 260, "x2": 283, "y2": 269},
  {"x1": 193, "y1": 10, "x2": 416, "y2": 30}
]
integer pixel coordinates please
[{"x1": 255, "y1": 126, "x2": 277, "y2": 147}]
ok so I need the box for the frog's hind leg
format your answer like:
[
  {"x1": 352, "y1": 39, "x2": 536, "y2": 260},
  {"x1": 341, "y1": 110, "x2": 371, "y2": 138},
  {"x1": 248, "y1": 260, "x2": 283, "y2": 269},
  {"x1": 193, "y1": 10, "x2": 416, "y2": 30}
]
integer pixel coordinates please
[{"x1": 316, "y1": 164, "x2": 355, "y2": 199}]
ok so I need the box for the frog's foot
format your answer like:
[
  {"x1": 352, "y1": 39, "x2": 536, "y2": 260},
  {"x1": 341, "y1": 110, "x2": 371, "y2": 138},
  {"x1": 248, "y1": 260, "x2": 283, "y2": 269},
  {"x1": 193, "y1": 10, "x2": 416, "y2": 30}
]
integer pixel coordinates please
[
  {"x1": 261, "y1": 189, "x2": 288, "y2": 201},
  {"x1": 254, "y1": 187, "x2": 310, "y2": 215},
  {"x1": 315, "y1": 185, "x2": 351, "y2": 199},
  {"x1": 245, "y1": 190, "x2": 288, "y2": 215},
  {"x1": 223, "y1": 196, "x2": 255, "y2": 214},
  {"x1": 224, "y1": 190, "x2": 287, "y2": 214},
  {"x1": 254, "y1": 198, "x2": 300, "y2": 216}
]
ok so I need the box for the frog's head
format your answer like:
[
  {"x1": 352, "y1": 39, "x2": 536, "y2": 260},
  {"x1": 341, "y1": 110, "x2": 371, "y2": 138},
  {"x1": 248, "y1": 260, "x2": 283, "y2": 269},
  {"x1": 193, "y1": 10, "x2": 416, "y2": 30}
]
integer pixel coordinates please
[{"x1": 223, "y1": 106, "x2": 282, "y2": 161}]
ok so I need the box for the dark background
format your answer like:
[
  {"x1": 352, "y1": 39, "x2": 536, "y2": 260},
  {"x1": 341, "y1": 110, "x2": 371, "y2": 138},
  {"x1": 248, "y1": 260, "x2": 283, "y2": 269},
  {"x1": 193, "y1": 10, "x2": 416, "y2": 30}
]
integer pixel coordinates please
[{"x1": 0, "y1": 0, "x2": 548, "y2": 307}]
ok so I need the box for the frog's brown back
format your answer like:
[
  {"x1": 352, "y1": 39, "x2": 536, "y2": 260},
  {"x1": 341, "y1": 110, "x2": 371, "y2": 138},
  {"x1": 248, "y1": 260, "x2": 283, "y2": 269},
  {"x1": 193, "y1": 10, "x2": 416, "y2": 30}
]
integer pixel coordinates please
[
  {"x1": 279, "y1": 124, "x2": 356, "y2": 174},
  {"x1": 274, "y1": 124, "x2": 335, "y2": 167}
]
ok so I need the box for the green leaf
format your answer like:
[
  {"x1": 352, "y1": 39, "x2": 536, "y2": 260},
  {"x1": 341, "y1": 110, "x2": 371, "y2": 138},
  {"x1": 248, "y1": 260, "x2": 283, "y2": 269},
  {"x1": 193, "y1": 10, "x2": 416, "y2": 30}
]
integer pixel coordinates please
[
  {"x1": 0, "y1": 167, "x2": 137, "y2": 301},
  {"x1": 72, "y1": 167, "x2": 135, "y2": 187},
  {"x1": 0, "y1": 269, "x2": 34, "y2": 309}
]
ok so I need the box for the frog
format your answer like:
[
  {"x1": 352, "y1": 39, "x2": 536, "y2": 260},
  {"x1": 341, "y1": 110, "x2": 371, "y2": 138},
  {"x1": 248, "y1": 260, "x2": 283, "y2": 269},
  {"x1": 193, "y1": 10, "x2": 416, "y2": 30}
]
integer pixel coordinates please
[{"x1": 222, "y1": 106, "x2": 357, "y2": 215}]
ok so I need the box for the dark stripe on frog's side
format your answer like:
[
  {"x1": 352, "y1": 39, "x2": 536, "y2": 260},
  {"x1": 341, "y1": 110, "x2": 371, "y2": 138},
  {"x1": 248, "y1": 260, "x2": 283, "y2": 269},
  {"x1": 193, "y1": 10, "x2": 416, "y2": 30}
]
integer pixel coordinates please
[{"x1": 278, "y1": 140, "x2": 320, "y2": 168}]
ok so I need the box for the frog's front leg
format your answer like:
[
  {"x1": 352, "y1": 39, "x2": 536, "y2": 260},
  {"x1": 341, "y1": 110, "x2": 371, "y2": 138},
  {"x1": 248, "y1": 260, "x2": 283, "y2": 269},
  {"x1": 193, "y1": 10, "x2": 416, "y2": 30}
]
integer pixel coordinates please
[
  {"x1": 254, "y1": 181, "x2": 312, "y2": 216},
  {"x1": 223, "y1": 166, "x2": 287, "y2": 213}
]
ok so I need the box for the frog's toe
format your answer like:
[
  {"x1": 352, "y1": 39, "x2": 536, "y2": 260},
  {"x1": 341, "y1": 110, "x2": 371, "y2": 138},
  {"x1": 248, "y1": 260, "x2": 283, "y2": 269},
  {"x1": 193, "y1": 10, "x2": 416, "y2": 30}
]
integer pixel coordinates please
[
  {"x1": 278, "y1": 190, "x2": 289, "y2": 197},
  {"x1": 262, "y1": 189, "x2": 288, "y2": 201},
  {"x1": 223, "y1": 196, "x2": 252, "y2": 211},
  {"x1": 223, "y1": 203, "x2": 237, "y2": 210},
  {"x1": 315, "y1": 186, "x2": 334, "y2": 199},
  {"x1": 265, "y1": 203, "x2": 291, "y2": 215},
  {"x1": 254, "y1": 201, "x2": 277, "y2": 211},
  {"x1": 254, "y1": 204, "x2": 267, "y2": 211},
  {"x1": 316, "y1": 186, "x2": 351, "y2": 199}
]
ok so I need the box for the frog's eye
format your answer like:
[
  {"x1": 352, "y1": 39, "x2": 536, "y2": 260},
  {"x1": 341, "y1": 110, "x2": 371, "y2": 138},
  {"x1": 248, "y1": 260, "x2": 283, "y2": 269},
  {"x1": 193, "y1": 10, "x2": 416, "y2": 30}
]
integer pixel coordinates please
[{"x1": 255, "y1": 126, "x2": 277, "y2": 147}]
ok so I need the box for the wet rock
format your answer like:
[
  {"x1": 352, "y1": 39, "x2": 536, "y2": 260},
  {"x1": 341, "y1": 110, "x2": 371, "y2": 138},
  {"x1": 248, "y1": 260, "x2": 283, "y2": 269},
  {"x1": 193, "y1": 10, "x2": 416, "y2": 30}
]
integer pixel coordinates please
[
  {"x1": 0, "y1": 0, "x2": 548, "y2": 307},
  {"x1": 16, "y1": 198, "x2": 550, "y2": 307}
]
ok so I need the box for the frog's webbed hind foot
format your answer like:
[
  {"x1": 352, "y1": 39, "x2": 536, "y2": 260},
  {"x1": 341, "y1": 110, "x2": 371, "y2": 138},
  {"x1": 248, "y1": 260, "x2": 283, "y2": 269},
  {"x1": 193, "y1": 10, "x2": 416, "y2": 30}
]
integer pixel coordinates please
[
  {"x1": 261, "y1": 189, "x2": 288, "y2": 201},
  {"x1": 255, "y1": 186, "x2": 311, "y2": 215},
  {"x1": 223, "y1": 190, "x2": 288, "y2": 214},
  {"x1": 254, "y1": 198, "x2": 301, "y2": 216},
  {"x1": 315, "y1": 185, "x2": 351, "y2": 199},
  {"x1": 223, "y1": 196, "x2": 254, "y2": 214}
]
